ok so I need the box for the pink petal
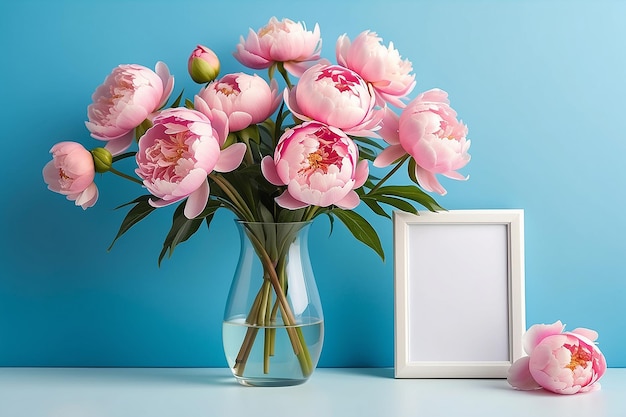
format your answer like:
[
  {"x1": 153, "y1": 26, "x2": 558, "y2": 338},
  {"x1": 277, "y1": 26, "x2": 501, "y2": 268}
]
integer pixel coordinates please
[
  {"x1": 172, "y1": 168, "x2": 208, "y2": 198},
  {"x1": 373, "y1": 144, "x2": 406, "y2": 168},
  {"x1": 214, "y1": 143, "x2": 246, "y2": 173},
  {"x1": 379, "y1": 108, "x2": 400, "y2": 145},
  {"x1": 442, "y1": 170, "x2": 469, "y2": 181},
  {"x1": 284, "y1": 58, "x2": 330, "y2": 78},
  {"x1": 149, "y1": 196, "x2": 182, "y2": 208},
  {"x1": 418, "y1": 88, "x2": 450, "y2": 104},
  {"x1": 353, "y1": 159, "x2": 369, "y2": 188},
  {"x1": 155, "y1": 61, "x2": 175, "y2": 109},
  {"x1": 523, "y1": 321, "x2": 565, "y2": 355},
  {"x1": 334, "y1": 190, "x2": 360, "y2": 209},
  {"x1": 228, "y1": 111, "x2": 253, "y2": 132},
  {"x1": 416, "y1": 165, "x2": 447, "y2": 195},
  {"x1": 507, "y1": 357, "x2": 542, "y2": 391},
  {"x1": 115, "y1": 103, "x2": 150, "y2": 130},
  {"x1": 282, "y1": 87, "x2": 309, "y2": 123},
  {"x1": 104, "y1": 131, "x2": 135, "y2": 156},
  {"x1": 184, "y1": 179, "x2": 210, "y2": 219},
  {"x1": 275, "y1": 190, "x2": 308, "y2": 209},
  {"x1": 579, "y1": 383, "x2": 601, "y2": 393},
  {"x1": 570, "y1": 328, "x2": 599, "y2": 342},
  {"x1": 378, "y1": 89, "x2": 413, "y2": 108},
  {"x1": 42, "y1": 161, "x2": 61, "y2": 191},
  {"x1": 261, "y1": 156, "x2": 285, "y2": 186},
  {"x1": 193, "y1": 95, "x2": 211, "y2": 117},
  {"x1": 209, "y1": 109, "x2": 229, "y2": 146}
]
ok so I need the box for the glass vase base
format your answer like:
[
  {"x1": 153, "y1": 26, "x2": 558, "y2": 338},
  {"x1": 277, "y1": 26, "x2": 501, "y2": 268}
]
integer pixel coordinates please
[{"x1": 234, "y1": 375, "x2": 309, "y2": 387}]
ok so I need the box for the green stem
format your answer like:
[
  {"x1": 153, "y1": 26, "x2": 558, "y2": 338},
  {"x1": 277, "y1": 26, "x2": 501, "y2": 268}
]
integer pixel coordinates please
[
  {"x1": 209, "y1": 174, "x2": 255, "y2": 221},
  {"x1": 303, "y1": 206, "x2": 321, "y2": 222},
  {"x1": 251, "y1": 233, "x2": 312, "y2": 376},
  {"x1": 111, "y1": 152, "x2": 136, "y2": 163},
  {"x1": 236, "y1": 131, "x2": 254, "y2": 166},
  {"x1": 273, "y1": 101, "x2": 287, "y2": 149},
  {"x1": 109, "y1": 167, "x2": 143, "y2": 185},
  {"x1": 232, "y1": 227, "x2": 314, "y2": 379},
  {"x1": 242, "y1": 137, "x2": 254, "y2": 166},
  {"x1": 233, "y1": 277, "x2": 272, "y2": 376},
  {"x1": 276, "y1": 62, "x2": 293, "y2": 89},
  {"x1": 367, "y1": 154, "x2": 410, "y2": 195}
]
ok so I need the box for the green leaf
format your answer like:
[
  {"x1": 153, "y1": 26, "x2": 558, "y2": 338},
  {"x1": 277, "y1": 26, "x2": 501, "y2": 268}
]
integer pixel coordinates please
[
  {"x1": 201, "y1": 200, "x2": 223, "y2": 235},
  {"x1": 357, "y1": 146, "x2": 378, "y2": 162},
  {"x1": 407, "y1": 158, "x2": 419, "y2": 184},
  {"x1": 108, "y1": 195, "x2": 156, "y2": 251},
  {"x1": 170, "y1": 89, "x2": 185, "y2": 108},
  {"x1": 158, "y1": 203, "x2": 204, "y2": 266},
  {"x1": 352, "y1": 136, "x2": 384, "y2": 150},
  {"x1": 362, "y1": 198, "x2": 391, "y2": 219},
  {"x1": 134, "y1": 119, "x2": 153, "y2": 141},
  {"x1": 363, "y1": 195, "x2": 417, "y2": 215},
  {"x1": 331, "y1": 209, "x2": 384, "y2": 261},
  {"x1": 198, "y1": 199, "x2": 222, "y2": 219},
  {"x1": 184, "y1": 98, "x2": 194, "y2": 109},
  {"x1": 369, "y1": 185, "x2": 445, "y2": 212},
  {"x1": 239, "y1": 124, "x2": 261, "y2": 145},
  {"x1": 323, "y1": 212, "x2": 335, "y2": 237}
]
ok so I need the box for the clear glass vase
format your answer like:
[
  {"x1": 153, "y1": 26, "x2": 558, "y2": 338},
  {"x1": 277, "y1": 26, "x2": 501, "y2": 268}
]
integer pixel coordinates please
[{"x1": 222, "y1": 220, "x2": 324, "y2": 386}]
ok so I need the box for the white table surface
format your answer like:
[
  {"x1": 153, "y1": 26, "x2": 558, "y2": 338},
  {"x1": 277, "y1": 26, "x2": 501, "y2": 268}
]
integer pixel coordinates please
[{"x1": 0, "y1": 367, "x2": 623, "y2": 417}]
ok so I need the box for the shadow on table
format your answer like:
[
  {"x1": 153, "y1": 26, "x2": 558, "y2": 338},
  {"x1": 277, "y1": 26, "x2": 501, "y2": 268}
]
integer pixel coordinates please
[{"x1": 319, "y1": 367, "x2": 395, "y2": 379}]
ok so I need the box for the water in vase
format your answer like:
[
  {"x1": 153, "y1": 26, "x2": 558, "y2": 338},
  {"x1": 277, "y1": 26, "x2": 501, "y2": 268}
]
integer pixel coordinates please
[{"x1": 223, "y1": 317, "x2": 324, "y2": 386}]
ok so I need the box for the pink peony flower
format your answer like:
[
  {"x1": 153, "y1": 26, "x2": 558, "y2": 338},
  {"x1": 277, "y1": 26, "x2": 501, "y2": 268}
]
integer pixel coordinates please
[
  {"x1": 233, "y1": 16, "x2": 322, "y2": 77},
  {"x1": 374, "y1": 89, "x2": 470, "y2": 195},
  {"x1": 336, "y1": 31, "x2": 416, "y2": 108},
  {"x1": 188, "y1": 45, "x2": 220, "y2": 84},
  {"x1": 284, "y1": 63, "x2": 384, "y2": 137},
  {"x1": 507, "y1": 321, "x2": 607, "y2": 395},
  {"x1": 135, "y1": 108, "x2": 246, "y2": 219},
  {"x1": 86, "y1": 62, "x2": 175, "y2": 156},
  {"x1": 195, "y1": 72, "x2": 281, "y2": 133},
  {"x1": 261, "y1": 121, "x2": 369, "y2": 210},
  {"x1": 43, "y1": 141, "x2": 99, "y2": 209}
]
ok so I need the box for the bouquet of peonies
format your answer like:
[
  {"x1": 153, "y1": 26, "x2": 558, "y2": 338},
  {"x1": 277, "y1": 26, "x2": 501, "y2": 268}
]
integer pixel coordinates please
[
  {"x1": 42, "y1": 16, "x2": 471, "y2": 263},
  {"x1": 42, "y1": 17, "x2": 471, "y2": 383}
]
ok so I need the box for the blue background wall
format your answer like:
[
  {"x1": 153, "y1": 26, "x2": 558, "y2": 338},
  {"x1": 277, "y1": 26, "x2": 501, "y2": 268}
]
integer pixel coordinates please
[{"x1": 1, "y1": 0, "x2": 625, "y2": 368}]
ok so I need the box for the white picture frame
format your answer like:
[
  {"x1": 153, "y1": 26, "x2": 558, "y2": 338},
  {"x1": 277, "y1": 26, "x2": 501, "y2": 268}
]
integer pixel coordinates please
[{"x1": 393, "y1": 209, "x2": 525, "y2": 378}]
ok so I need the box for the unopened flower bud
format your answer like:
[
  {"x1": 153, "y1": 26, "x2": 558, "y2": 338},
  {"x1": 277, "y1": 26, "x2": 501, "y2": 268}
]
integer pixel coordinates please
[
  {"x1": 188, "y1": 45, "x2": 220, "y2": 83},
  {"x1": 91, "y1": 147, "x2": 113, "y2": 173}
]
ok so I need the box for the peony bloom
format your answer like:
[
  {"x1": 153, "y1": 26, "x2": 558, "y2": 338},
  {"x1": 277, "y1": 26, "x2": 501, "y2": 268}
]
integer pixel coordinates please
[
  {"x1": 261, "y1": 121, "x2": 369, "y2": 210},
  {"x1": 336, "y1": 31, "x2": 415, "y2": 108},
  {"x1": 233, "y1": 16, "x2": 322, "y2": 77},
  {"x1": 135, "y1": 108, "x2": 246, "y2": 219},
  {"x1": 43, "y1": 141, "x2": 99, "y2": 209},
  {"x1": 86, "y1": 62, "x2": 175, "y2": 156},
  {"x1": 374, "y1": 89, "x2": 470, "y2": 195},
  {"x1": 507, "y1": 321, "x2": 607, "y2": 395},
  {"x1": 195, "y1": 72, "x2": 281, "y2": 133},
  {"x1": 188, "y1": 45, "x2": 220, "y2": 84},
  {"x1": 284, "y1": 63, "x2": 384, "y2": 137}
]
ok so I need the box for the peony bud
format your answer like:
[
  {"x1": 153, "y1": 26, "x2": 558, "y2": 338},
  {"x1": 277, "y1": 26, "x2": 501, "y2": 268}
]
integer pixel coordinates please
[
  {"x1": 91, "y1": 147, "x2": 113, "y2": 173},
  {"x1": 188, "y1": 45, "x2": 220, "y2": 83}
]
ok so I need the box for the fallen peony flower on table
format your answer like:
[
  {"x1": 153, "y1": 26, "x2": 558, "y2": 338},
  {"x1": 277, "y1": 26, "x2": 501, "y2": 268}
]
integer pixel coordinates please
[{"x1": 507, "y1": 320, "x2": 607, "y2": 395}]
